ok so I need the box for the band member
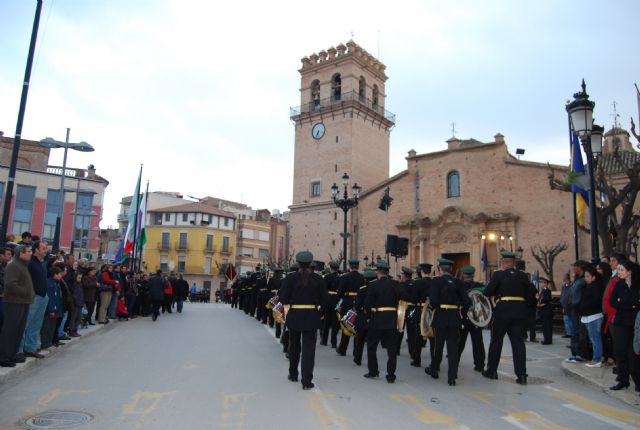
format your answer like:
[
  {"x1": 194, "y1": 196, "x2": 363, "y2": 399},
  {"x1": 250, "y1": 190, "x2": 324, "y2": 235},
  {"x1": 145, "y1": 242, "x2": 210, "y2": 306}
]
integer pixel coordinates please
[
  {"x1": 354, "y1": 268, "x2": 376, "y2": 366},
  {"x1": 397, "y1": 267, "x2": 414, "y2": 356},
  {"x1": 320, "y1": 261, "x2": 341, "y2": 347},
  {"x1": 537, "y1": 277, "x2": 553, "y2": 345},
  {"x1": 280, "y1": 263, "x2": 299, "y2": 356},
  {"x1": 280, "y1": 251, "x2": 329, "y2": 390},
  {"x1": 425, "y1": 258, "x2": 467, "y2": 386},
  {"x1": 336, "y1": 258, "x2": 364, "y2": 356},
  {"x1": 267, "y1": 268, "x2": 284, "y2": 337},
  {"x1": 457, "y1": 265, "x2": 486, "y2": 372},
  {"x1": 410, "y1": 263, "x2": 433, "y2": 367},
  {"x1": 364, "y1": 260, "x2": 401, "y2": 383},
  {"x1": 483, "y1": 251, "x2": 537, "y2": 385},
  {"x1": 257, "y1": 270, "x2": 268, "y2": 323}
]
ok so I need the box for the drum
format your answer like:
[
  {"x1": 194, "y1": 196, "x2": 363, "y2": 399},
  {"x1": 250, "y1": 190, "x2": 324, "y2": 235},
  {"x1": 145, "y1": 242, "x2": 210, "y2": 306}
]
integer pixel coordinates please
[
  {"x1": 339, "y1": 309, "x2": 358, "y2": 337},
  {"x1": 397, "y1": 300, "x2": 408, "y2": 332},
  {"x1": 272, "y1": 302, "x2": 285, "y2": 324},
  {"x1": 467, "y1": 289, "x2": 492, "y2": 328},
  {"x1": 419, "y1": 299, "x2": 435, "y2": 338},
  {"x1": 266, "y1": 294, "x2": 279, "y2": 310}
]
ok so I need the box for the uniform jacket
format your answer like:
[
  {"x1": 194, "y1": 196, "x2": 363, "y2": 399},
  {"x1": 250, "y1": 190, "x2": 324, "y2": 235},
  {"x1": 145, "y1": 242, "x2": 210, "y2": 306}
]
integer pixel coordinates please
[
  {"x1": 337, "y1": 270, "x2": 365, "y2": 314},
  {"x1": 365, "y1": 276, "x2": 401, "y2": 330},
  {"x1": 538, "y1": 287, "x2": 553, "y2": 315},
  {"x1": 429, "y1": 274, "x2": 467, "y2": 328},
  {"x1": 413, "y1": 277, "x2": 431, "y2": 304},
  {"x1": 280, "y1": 270, "x2": 329, "y2": 331},
  {"x1": 610, "y1": 279, "x2": 640, "y2": 327},
  {"x1": 324, "y1": 271, "x2": 340, "y2": 308},
  {"x1": 484, "y1": 268, "x2": 536, "y2": 320},
  {"x1": 3, "y1": 256, "x2": 34, "y2": 304},
  {"x1": 354, "y1": 280, "x2": 370, "y2": 330}
]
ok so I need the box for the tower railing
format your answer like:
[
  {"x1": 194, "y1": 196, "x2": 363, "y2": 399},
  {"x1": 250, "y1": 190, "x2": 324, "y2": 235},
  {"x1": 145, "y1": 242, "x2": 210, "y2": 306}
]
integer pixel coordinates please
[{"x1": 290, "y1": 90, "x2": 395, "y2": 123}]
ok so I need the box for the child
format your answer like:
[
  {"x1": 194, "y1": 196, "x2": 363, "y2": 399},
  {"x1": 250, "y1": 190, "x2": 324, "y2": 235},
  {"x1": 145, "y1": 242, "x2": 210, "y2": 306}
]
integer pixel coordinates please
[
  {"x1": 41, "y1": 267, "x2": 64, "y2": 349},
  {"x1": 116, "y1": 295, "x2": 129, "y2": 321}
]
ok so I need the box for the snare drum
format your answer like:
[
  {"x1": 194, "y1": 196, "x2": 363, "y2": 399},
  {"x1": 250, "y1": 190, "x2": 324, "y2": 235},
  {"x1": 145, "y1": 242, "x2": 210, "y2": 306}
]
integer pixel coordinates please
[
  {"x1": 340, "y1": 309, "x2": 358, "y2": 337},
  {"x1": 273, "y1": 302, "x2": 285, "y2": 324}
]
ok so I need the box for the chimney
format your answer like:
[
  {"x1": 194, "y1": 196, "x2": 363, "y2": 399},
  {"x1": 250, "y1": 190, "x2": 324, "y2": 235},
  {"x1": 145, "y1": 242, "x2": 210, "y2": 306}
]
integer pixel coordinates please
[
  {"x1": 447, "y1": 137, "x2": 462, "y2": 150},
  {"x1": 87, "y1": 164, "x2": 96, "y2": 179},
  {"x1": 494, "y1": 133, "x2": 505, "y2": 144}
]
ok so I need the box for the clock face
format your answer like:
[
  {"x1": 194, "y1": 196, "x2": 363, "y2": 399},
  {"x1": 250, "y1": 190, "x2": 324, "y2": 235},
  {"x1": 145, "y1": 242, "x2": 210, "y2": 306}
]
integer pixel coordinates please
[{"x1": 311, "y1": 122, "x2": 326, "y2": 140}]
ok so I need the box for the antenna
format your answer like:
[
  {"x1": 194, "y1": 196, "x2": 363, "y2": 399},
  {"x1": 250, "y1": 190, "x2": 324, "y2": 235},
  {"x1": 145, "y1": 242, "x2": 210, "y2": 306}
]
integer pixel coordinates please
[
  {"x1": 611, "y1": 101, "x2": 620, "y2": 129},
  {"x1": 451, "y1": 122, "x2": 457, "y2": 137}
]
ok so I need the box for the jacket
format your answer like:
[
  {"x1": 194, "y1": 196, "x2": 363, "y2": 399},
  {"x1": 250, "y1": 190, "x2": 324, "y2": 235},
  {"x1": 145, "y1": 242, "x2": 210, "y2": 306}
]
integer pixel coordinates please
[
  {"x1": 484, "y1": 268, "x2": 537, "y2": 320},
  {"x1": 280, "y1": 270, "x2": 328, "y2": 331},
  {"x1": 610, "y1": 279, "x2": 640, "y2": 327},
  {"x1": 101, "y1": 271, "x2": 119, "y2": 292},
  {"x1": 3, "y1": 255, "x2": 34, "y2": 304},
  {"x1": 576, "y1": 281, "x2": 603, "y2": 317},
  {"x1": 148, "y1": 275, "x2": 166, "y2": 301},
  {"x1": 71, "y1": 281, "x2": 85, "y2": 308},
  {"x1": 337, "y1": 270, "x2": 365, "y2": 315},
  {"x1": 559, "y1": 282, "x2": 572, "y2": 312},
  {"x1": 82, "y1": 275, "x2": 99, "y2": 302},
  {"x1": 45, "y1": 278, "x2": 62, "y2": 317},
  {"x1": 603, "y1": 277, "x2": 620, "y2": 333},
  {"x1": 28, "y1": 255, "x2": 48, "y2": 297},
  {"x1": 429, "y1": 274, "x2": 467, "y2": 328},
  {"x1": 364, "y1": 276, "x2": 401, "y2": 330}
]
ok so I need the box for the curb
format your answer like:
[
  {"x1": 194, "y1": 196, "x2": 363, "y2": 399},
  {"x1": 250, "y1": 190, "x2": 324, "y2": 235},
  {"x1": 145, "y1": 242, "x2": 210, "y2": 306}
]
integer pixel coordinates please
[
  {"x1": 0, "y1": 319, "x2": 119, "y2": 385},
  {"x1": 561, "y1": 362, "x2": 640, "y2": 408}
]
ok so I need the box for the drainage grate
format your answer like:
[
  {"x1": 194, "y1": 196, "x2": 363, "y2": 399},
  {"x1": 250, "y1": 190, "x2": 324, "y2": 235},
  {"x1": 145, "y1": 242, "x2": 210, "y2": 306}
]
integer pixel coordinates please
[{"x1": 19, "y1": 410, "x2": 93, "y2": 429}]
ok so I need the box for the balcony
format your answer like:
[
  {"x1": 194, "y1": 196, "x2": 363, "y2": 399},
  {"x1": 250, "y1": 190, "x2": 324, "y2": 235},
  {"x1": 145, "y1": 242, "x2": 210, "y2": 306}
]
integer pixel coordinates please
[
  {"x1": 204, "y1": 244, "x2": 217, "y2": 253},
  {"x1": 157, "y1": 242, "x2": 171, "y2": 251},
  {"x1": 176, "y1": 243, "x2": 189, "y2": 251},
  {"x1": 290, "y1": 90, "x2": 395, "y2": 124},
  {"x1": 220, "y1": 246, "x2": 233, "y2": 255}
]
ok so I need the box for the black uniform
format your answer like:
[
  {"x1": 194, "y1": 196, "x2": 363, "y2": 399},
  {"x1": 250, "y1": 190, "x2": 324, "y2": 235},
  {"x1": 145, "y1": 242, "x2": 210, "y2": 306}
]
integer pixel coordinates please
[
  {"x1": 280, "y1": 270, "x2": 329, "y2": 387},
  {"x1": 427, "y1": 273, "x2": 467, "y2": 384},
  {"x1": 403, "y1": 277, "x2": 424, "y2": 364},
  {"x1": 457, "y1": 281, "x2": 486, "y2": 371},
  {"x1": 320, "y1": 270, "x2": 341, "y2": 347},
  {"x1": 483, "y1": 267, "x2": 537, "y2": 381},
  {"x1": 353, "y1": 279, "x2": 371, "y2": 365},
  {"x1": 248, "y1": 275, "x2": 259, "y2": 317},
  {"x1": 256, "y1": 275, "x2": 268, "y2": 323},
  {"x1": 538, "y1": 286, "x2": 553, "y2": 344},
  {"x1": 396, "y1": 278, "x2": 412, "y2": 355},
  {"x1": 266, "y1": 273, "x2": 282, "y2": 336},
  {"x1": 336, "y1": 270, "x2": 365, "y2": 355},
  {"x1": 364, "y1": 275, "x2": 401, "y2": 380},
  {"x1": 412, "y1": 276, "x2": 433, "y2": 366}
]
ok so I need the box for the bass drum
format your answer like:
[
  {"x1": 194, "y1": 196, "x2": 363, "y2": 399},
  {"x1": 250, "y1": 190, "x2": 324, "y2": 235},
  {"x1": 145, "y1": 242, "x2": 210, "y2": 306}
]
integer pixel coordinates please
[
  {"x1": 467, "y1": 289, "x2": 492, "y2": 328},
  {"x1": 339, "y1": 309, "x2": 358, "y2": 337},
  {"x1": 419, "y1": 299, "x2": 435, "y2": 338},
  {"x1": 397, "y1": 300, "x2": 408, "y2": 332}
]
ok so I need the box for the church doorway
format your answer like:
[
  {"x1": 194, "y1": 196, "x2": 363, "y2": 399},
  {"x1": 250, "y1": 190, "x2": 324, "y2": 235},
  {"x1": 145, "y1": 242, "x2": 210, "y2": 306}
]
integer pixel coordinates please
[{"x1": 442, "y1": 252, "x2": 470, "y2": 276}]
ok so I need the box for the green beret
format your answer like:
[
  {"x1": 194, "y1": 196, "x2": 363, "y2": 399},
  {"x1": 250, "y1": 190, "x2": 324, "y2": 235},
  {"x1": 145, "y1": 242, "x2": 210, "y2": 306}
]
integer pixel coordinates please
[
  {"x1": 437, "y1": 258, "x2": 454, "y2": 266},
  {"x1": 500, "y1": 251, "x2": 517, "y2": 259},
  {"x1": 321, "y1": 268, "x2": 330, "y2": 275},
  {"x1": 401, "y1": 266, "x2": 414, "y2": 276},
  {"x1": 363, "y1": 268, "x2": 377, "y2": 279},
  {"x1": 348, "y1": 258, "x2": 360, "y2": 266},
  {"x1": 329, "y1": 261, "x2": 340, "y2": 269},
  {"x1": 461, "y1": 265, "x2": 476, "y2": 275},
  {"x1": 296, "y1": 251, "x2": 314, "y2": 264},
  {"x1": 289, "y1": 263, "x2": 299, "y2": 271},
  {"x1": 375, "y1": 260, "x2": 390, "y2": 270},
  {"x1": 418, "y1": 263, "x2": 433, "y2": 272}
]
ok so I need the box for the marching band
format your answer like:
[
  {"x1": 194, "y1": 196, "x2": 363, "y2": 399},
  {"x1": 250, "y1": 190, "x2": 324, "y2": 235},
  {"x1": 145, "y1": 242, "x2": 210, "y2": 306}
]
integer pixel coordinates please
[{"x1": 230, "y1": 250, "x2": 538, "y2": 390}]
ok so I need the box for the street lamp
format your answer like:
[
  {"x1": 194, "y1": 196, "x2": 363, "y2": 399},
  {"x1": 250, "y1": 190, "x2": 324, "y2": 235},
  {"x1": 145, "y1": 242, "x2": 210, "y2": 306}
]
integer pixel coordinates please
[
  {"x1": 566, "y1": 80, "x2": 602, "y2": 263},
  {"x1": 331, "y1": 173, "x2": 361, "y2": 271},
  {"x1": 38, "y1": 128, "x2": 94, "y2": 251}
]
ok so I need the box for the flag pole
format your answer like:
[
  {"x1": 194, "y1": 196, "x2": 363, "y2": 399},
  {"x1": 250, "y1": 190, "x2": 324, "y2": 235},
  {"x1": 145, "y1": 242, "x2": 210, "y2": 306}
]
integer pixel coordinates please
[
  {"x1": 569, "y1": 114, "x2": 580, "y2": 261},
  {"x1": 136, "y1": 180, "x2": 149, "y2": 273},
  {"x1": 130, "y1": 165, "x2": 142, "y2": 271}
]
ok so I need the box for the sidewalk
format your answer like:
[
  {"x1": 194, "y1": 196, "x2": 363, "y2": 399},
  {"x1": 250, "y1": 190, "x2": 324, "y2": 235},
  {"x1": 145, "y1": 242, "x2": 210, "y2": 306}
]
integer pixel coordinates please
[{"x1": 0, "y1": 318, "x2": 119, "y2": 384}]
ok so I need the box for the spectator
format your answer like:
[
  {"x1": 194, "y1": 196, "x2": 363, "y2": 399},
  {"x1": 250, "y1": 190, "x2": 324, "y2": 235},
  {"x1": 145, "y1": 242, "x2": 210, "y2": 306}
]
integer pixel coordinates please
[
  {"x1": 609, "y1": 260, "x2": 640, "y2": 391},
  {"x1": 17, "y1": 232, "x2": 32, "y2": 246},
  {"x1": 98, "y1": 264, "x2": 118, "y2": 324},
  {"x1": 559, "y1": 272, "x2": 573, "y2": 338},
  {"x1": 0, "y1": 247, "x2": 13, "y2": 335},
  {"x1": 116, "y1": 295, "x2": 129, "y2": 321},
  {"x1": 55, "y1": 263, "x2": 72, "y2": 342},
  {"x1": 577, "y1": 266, "x2": 605, "y2": 368},
  {"x1": 68, "y1": 272, "x2": 84, "y2": 337},
  {"x1": 107, "y1": 265, "x2": 122, "y2": 319},
  {"x1": 566, "y1": 260, "x2": 590, "y2": 363},
  {"x1": 0, "y1": 245, "x2": 34, "y2": 367},
  {"x1": 149, "y1": 270, "x2": 166, "y2": 322},
  {"x1": 603, "y1": 254, "x2": 625, "y2": 366},
  {"x1": 190, "y1": 283, "x2": 198, "y2": 302},
  {"x1": 82, "y1": 267, "x2": 99, "y2": 325},
  {"x1": 174, "y1": 274, "x2": 189, "y2": 313},
  {"x1": 20, "y1": 241, "x2": 50, "y2": 359},
  {"x1": 162, "y1": 276, "x2": 173, "y2": 314},
  {"x1": 41, "y1": 267, "x2": 63, "y2": 349}
]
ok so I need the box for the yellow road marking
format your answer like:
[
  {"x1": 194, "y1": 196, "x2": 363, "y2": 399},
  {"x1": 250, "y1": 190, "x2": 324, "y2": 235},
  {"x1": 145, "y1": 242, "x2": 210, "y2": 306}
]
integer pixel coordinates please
[
  {"x1": 120, "y1": 390, "x2": 176, "y2": 430},
  {"x1": 220, "y1": 393, "x2": 255, "y2": 429},
  {"x1": 308, "y1": 393, "x2": 351, "y2": 430},
  {"x1": 545, "y1": 389, "x2": 640, "y2": 429},
  {"x1": 504, "y1": 411, "x2": 572, "y2": 430},
  {"x1": 389, "y1": 394, "x2": 462, "y2": 428}
]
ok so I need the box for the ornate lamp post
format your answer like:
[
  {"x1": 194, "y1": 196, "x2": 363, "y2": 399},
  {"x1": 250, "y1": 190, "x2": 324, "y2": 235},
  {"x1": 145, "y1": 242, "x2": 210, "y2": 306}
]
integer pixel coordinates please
[
  {"x1": 331, "y1": 173, "x2": 361, "y2": 271},
  {"x1": 566, "y1": 80, "x2": 603, "y2": 263}
]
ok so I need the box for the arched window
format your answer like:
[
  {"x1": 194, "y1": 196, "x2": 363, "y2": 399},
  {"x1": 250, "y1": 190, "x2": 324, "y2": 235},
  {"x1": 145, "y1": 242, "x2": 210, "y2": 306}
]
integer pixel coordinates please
[
  {"x1": 332, "y1": 73, "x2": 342, "y2": 101},
  {"x1": 358, "y1": 76, "x2": 366, "y2": 101},
  {"x1": 447, "y1": 171, "x2": 460, "y2": 197},
  {"x1": 372, "y1": 84, "x2": 379, "y2": 110},
  {"x1": 310, "y1": 79, "x2": 320, "y2": 110}
]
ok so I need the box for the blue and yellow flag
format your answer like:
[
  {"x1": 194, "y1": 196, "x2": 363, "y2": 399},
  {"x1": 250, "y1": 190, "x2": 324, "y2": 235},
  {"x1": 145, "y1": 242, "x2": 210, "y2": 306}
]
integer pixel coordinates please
[{"x1": 569, "y1": 132, "x2": 589, "y2": 226}]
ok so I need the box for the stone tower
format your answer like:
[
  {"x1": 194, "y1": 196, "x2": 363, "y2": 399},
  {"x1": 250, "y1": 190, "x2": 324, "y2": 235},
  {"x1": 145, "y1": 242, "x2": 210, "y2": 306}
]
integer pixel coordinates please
[{"x1": 288, "y1": 41, "x2": 395, "y2": 262}]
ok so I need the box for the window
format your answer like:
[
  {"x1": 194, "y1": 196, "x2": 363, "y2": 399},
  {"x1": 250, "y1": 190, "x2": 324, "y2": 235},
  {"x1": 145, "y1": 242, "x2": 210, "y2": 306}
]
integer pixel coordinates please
[
  {"x1": 222, "y1": 236, "x2": 230, "y2": 252},
  {"x1": 258, "y1": 231, "x2": 269, "y2": 241},
  {"x1": 160, "y1": 255, "x2": 168, "y2": 273},
  {"x1": 331, "y1": 73, "x2": 341, "y2": 101},
  {"x1": 74, "y1": 193, "x2": 94, "y2": 249},
  {"x1": 241, "y1": 247, "x2": 253, "y2": 257},
  {"x1": 177, "y1": 256, "x2": 186, "y2": 273},
  {"x1": 258, "y1": 248, "x2": 269, "y2": 259},
  {"x1": 161, "y1": 232, "x2": 170, "y2": 248},
  {"x1": 206, "y1": 234, "x2": 214, "y2": 250},
  {"x1": 182, "y1": 213, "x2": 188, "y2": 222},
  {"x1": 240, "y1": 228, "x2": 254, "y2": 239},
  {"x1": 311, "y1": 181, "x2": 321, "y2": 197},
  {"x1": 311, "y1": 79, "x2": 320, "y2": 109},
  {"x1": 153, "y1": 213, "x2": 162, "y2": 225},
  {"x1": 204, "y1": 256, "x2": 212, "y2": 274},
  {"x1": 224, "y1": 218, "x2": 229, "y2": 227},
  {"x1": 179, "y1": 232, "x2": 188, "y2": 248},
  {"x1": 372, "y1": 84, "x2": 379, "y2": 109},
  {"x1": 359, "y1": 76, "x2": 366, "y2": 101},
  {"x1": 13, "y1": 185, "x2": 35, "y2": 235},
  {"x1": 447, "y1": 171, "x2": 460, "y2": 197},
  {"x1": 164, "y1": 213, "x2": 170, "y2": 221},
  {"x1": 42, "y1": 189, "x2": 61, "y2": 241}
]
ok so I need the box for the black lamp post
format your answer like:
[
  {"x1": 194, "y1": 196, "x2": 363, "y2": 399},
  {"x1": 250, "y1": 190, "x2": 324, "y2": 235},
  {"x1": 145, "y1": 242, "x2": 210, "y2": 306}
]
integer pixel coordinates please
[
  {"x1": 331, "y1": 173, "x2": 361, "y2": 271},
  {"x1": 566, "y1": 80, "x2": 603, "y2": 263}
]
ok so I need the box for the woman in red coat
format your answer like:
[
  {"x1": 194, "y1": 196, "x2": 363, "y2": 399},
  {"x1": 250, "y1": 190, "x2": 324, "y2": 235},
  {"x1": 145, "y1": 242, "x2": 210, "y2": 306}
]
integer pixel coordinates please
[{"x1": 162, "y1": 277, "x2": 173, "y2": 314}]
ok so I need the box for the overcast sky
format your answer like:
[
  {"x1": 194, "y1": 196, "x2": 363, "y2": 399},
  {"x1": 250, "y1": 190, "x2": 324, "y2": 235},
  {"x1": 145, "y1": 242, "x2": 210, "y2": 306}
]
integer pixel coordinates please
[{"x1": 1, "y1": 0, "x2": 638, "y2": 228}]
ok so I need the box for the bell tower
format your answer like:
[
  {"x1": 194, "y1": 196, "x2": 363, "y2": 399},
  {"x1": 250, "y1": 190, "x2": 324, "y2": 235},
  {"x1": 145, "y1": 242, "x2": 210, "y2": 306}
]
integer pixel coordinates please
[{"x1": 288, "y1": 41, "x2": 395, "y2": 261}]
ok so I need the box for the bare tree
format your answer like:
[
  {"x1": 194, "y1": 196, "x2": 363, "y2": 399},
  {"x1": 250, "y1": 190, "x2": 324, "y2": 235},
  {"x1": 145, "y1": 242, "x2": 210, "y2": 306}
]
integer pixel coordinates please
[{"x1": 530, "y1": 242, "x2": 568, "y2": 290}]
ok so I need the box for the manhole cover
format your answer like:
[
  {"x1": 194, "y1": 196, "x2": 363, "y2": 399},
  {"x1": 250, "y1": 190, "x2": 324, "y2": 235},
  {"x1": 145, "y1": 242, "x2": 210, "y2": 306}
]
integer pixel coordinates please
[{"x1": 19, "y1": 410, "x2": 93, "y2": 429}]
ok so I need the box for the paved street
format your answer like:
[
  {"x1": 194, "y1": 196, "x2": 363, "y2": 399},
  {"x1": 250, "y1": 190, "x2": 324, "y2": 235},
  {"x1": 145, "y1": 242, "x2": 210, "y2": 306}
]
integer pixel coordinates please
[{"x1": 0, "y1": 303, "x2": 638, "y2": 430}]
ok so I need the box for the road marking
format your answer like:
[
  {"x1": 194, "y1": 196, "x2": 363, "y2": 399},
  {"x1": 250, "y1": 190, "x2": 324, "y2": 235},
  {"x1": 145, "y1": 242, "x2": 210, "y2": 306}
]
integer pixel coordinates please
[
  {"x1": 502, "y1": 411, "x2": 572, "y2": 430},
  {"x1": 544, "y1": 388, "x2": 640, "y2": 429},
  {"x1": 308, "y1": 393, "x2": 351, "y2": 430},
  {"x1": 390, "y1": 394, "x2": 468, "y2": 429},
  {"x1": 121, "y1": 390, "x2": 175, "y2": 430},
  {"x1": 220, "y1": 393, "x2": 255, "y2": 429},
  {"x1": 38, "y1": 388, "x2": 91, "y2": 406}
]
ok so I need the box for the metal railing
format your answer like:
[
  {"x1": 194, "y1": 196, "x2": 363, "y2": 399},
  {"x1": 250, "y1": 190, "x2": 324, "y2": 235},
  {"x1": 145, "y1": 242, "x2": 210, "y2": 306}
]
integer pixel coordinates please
[
  {"x1": 204, "y1": 244, "x2": 217, "y2": 253},
  {"x1": 157, "y1": 242, "x2": 171, "y2": 251},
  {"x1": 290, "y1": 90, "x2": 395, "y2": 123},
  {"x1": 176, "y1": 243, "x2": 189, "y2": 251},
  {"x1": 46, "y1": 165, "x2": 93, "y2": 178},
  {"x1": 220, "y1": 246, "x2": 233, "y2": 255}
]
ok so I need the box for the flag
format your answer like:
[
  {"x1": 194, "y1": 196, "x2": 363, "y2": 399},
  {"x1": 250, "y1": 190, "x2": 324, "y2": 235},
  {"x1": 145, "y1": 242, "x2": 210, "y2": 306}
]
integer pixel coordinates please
[
  {"x1": 531, "y1": 270, "x2": 540, "y2": 294},
  {"x1": 569, "y1": 132, "x2": 589, "y2": 226},
  {"x1": 123, "y1": 167, "x2": 142, "y2": 255},
  {"x1": 137, "y1": 191, "x2": 147, "y2": 248},
  {"x1": 113, "y1": 239, "x2": 126, "y2": 264},
  {"x1": 481, "y1": 239, "x2": 488, "y2": 272},
  {"x1": 225, "y1": 263, "x2": 237, "y2": 281}
]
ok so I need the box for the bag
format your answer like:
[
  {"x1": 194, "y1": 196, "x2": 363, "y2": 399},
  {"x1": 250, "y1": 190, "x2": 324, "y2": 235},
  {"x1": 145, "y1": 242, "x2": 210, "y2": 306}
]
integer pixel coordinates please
[{"x1": 99, "y1": 282, "x2": 112, "y2": 293}]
